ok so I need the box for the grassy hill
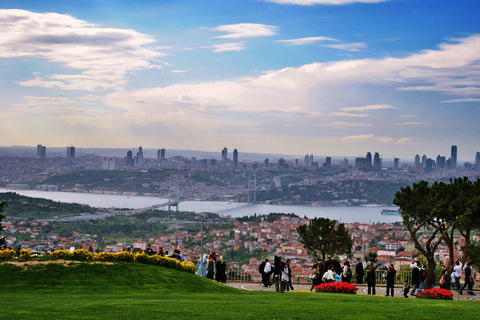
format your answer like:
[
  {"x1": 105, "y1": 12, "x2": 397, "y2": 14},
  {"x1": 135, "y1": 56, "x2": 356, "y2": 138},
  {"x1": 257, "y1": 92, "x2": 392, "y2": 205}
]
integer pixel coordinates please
[{"x1": 1, "y1": 261, "x2": 478, "y2": 319}]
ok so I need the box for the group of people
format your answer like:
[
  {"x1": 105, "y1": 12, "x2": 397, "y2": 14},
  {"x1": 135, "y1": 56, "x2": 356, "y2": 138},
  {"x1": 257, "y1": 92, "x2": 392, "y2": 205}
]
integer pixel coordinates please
[
  {"x1": 258, "y1": 256, "x2": 294, "y2": 293},
  {"x1": 132, "y1": 244, "x2": 186, "y2": 262},
  {"x1": 309, "y1": 256, "x2": 362, "y2": 291},
  {"x1": 196, "y1": 252, "x2": 227, "y2": 283}
]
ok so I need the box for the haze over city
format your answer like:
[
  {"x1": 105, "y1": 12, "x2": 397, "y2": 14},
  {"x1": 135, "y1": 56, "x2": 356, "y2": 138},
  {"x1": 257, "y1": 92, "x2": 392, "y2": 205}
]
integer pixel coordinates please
[{"x1": 1, "y1": 1, "x2": 480, "y2": 161}]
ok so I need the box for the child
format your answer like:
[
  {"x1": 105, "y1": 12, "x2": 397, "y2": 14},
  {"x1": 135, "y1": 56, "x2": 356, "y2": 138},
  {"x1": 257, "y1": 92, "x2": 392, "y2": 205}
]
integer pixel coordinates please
[{"x1": 403, "y1": 280, "x2": 411, "y2": 298}]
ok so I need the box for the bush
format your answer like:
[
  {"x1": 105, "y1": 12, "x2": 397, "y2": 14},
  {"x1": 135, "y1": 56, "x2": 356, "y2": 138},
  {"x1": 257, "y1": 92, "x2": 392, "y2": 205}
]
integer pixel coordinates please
[
  {"x1": 314, "y1": 282, "x2": 358, "y2": 294},
  {"x1": 0, "y1": 249, "x2": 15, "y2": 260},
  {"x1": 418, "y1": 288, "x2": 453, "y2": 300}
]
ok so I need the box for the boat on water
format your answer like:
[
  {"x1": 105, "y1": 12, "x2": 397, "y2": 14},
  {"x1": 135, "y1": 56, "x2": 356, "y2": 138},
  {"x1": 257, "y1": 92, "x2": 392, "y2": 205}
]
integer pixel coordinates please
[{"x1": 380, "y1": 209, "x2": 401, "y2": 215}]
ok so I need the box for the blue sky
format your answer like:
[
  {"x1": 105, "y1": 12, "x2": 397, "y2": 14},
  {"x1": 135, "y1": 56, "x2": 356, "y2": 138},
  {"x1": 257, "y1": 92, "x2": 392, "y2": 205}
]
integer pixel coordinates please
[{"x1": 1, "y1": 0, "x2": 480, "y2": 162}]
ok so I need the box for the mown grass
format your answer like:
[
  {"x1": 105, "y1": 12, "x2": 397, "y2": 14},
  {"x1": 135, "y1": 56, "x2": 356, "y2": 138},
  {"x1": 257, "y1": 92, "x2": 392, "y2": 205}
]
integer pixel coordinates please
[{"x1": 1, "y1": 262, "x2": 478, "y2": 319}]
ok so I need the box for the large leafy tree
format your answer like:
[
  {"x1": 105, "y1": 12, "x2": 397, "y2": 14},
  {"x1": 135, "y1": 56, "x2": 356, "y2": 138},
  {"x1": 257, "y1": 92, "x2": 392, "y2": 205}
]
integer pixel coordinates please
[
  {"x1": 0, "y1": 201, "x2": 7, "y2": 246},
  {"x1": 297, "y1": 217, "x2": 352, "y2": 261},
  {"x1": 394, "y1": 181, "x2": 454, "y2": 289}
]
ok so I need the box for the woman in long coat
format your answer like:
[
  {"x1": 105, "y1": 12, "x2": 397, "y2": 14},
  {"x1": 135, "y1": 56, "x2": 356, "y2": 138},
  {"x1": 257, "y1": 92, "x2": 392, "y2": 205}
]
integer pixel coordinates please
[{"x1": 215, "y1": 256, "x2": 227, "y2": 283}]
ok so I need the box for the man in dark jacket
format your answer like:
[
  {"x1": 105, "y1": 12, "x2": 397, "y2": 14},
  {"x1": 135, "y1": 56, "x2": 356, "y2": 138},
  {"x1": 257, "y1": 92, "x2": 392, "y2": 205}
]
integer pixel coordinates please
[
  {"x1": 385, "y1": 265, "x2": 396, "y2": 297},
  {"x1": 355, "y1": 258, "x2": 364, "y2": 284},
  {"x1": 409, "y1": 262, "x2": 421, "y2": 296}
]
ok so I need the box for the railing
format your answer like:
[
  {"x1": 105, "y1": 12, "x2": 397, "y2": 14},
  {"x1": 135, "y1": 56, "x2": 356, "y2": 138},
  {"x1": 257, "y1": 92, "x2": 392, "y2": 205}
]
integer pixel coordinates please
[{"x1": 226, "y1": 267, "x2": 441, "y2": 286}]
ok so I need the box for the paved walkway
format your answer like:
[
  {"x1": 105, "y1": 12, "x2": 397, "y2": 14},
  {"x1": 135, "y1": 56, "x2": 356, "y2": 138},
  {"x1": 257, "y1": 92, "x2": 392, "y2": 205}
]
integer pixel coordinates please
[{"x1": 225, "y1": 282, "x2": 480, "y2": 301}]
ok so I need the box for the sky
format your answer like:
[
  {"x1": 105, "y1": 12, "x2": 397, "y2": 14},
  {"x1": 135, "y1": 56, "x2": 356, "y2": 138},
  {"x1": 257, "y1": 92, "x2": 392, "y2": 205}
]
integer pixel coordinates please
[{"x1": 1, "y1": 0, "x2": 480, "y2": 162}]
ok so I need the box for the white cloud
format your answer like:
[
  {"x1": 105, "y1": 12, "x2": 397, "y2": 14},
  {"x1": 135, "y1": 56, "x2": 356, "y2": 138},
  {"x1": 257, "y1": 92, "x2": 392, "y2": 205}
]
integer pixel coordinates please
[
  {"x1": 212, "y1": 23, "x2": 277, "y2": 39},
  {"x1": 0, "y1": 9, "x2": 162, "y2": 92},
  {"x1": 396, "y1": 122, "x2": 426, "y2": 126},
  {"x1": 166, "y1": 70, "x2": 188, "y2": 74},
  {"x1": 260, "y1": 0, "x2": 390, "y2": 4},
  {"x1": 340, "y1": 104, "x2": 396, "y2": 112},
  {"x1": 212, "y1": 42, "x2": 247, "y2": 52},
  {"x1": 276, "y1": 36, "x2": 338, "y2": 45},
  {"x1": 329, "y1": 122, "x2": 371, "y2": 127},
  {"x1": 324, "y1": 42, "x2": 367, "y2": 51},
  {"x1": 327, "y1": 112, "x2": 370, "y2": 117},
  {"x1": 441, "y1": 98, "x2": 480, "y2": 103}
]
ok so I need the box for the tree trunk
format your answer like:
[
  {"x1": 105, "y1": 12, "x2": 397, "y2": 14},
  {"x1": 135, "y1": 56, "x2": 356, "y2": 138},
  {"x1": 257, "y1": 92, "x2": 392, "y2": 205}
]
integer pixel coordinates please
[
  {"x1": 425, "y1": 257, "x2": 436, "y2": 289},
  {"x1": 461, "y1": 229, "x2": 471, "y2": 265}
]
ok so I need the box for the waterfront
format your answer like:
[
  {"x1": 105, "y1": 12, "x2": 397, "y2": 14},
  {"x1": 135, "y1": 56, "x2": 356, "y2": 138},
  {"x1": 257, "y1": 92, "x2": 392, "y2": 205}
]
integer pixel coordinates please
[{"x1": 0, "y1": 189, "x2": 402, "y2": 224}]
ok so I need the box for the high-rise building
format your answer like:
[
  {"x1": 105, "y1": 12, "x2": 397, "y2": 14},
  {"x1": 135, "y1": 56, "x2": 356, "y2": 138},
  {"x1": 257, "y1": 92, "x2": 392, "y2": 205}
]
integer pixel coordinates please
[
  {"x1": 451, "y1": 145, "x2": 457, "y2": 169},
  {"x1": 309, "y1": 154, "x2": 313, "y2": 166},
  {"x1": 264, "y1": 158, "x2": 269, "y2": 168},
  {"x1": 136, "y1": 146, "x2": 144, "y2": 165},
  {"x1": 373, "y1": 152, "x2": 382, "y2": 170},
  {"x1": 323, "y1": 157, "x2": 331, "y2": 168},
  {"x1": 40, "y1": 146, "x2": 46, "y2": 160},
  {"x1": 475, "y1": 152, "x2": 480, "y2": 169},
  {"x1": 437, "y1": 155, "x2": 446, "y2": 169},
  {"x1": 102, "y1": 157, "x2": 116, "y2": 170},
  {"x1": 304, "y1": 154, "x2": 309, "y2": 166},
  {"x1": 414, "y1": 154, "x2": 420, "y2": 165},
  {"x1": 126, "y1": 150, "x2": 134, "y2": 167},
  {"x1": 233, "y1": 149, "x2": 238, "y2": 168},
  {"x1": 37, "y1": 144, "x2": 43, "y2": 157},
  {"x1": 421, "y1": 154, "x2": 427, "y2": 168},
  {"x1": 157, "y1": 149, "x2": 166, "y2": 162},
  {"x1": 67, "y1": 146, "x2": 75, "y2": 158},
  {"x1": 425, "y1": 158, "x2": 435, "y2": 172},
  {"x1": 222, "y1": 147, "x2": 228, "y2": 161},
  {"x1": 366, "y1": 152, "x2": 372, "y2": 168},
  {"x1": 393, "y1": 157, "x2": 399, "y2": 170}
]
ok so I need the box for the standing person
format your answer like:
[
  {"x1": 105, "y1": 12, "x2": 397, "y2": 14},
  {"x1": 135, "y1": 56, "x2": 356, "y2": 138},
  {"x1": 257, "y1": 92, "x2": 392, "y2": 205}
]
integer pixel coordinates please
[
  {"x1": 402, "y1": 280, "x2": 411, "y2": 298},
  {"x1": 206, "y1": 255, "x2": 216, "y2": 280},
  {"x1": 409, "y1": 262, "x2": 420, "y2": 296},
  {"x1": 385, "y1": 265, "x2": 396, "y2": 297},
  {"x1": 460, "y1": 262, "x2": 475, "y2": 295},
  {"x1": 355, "y1": 258, "x2": 364, "y2": 284},
  {"x1": 280, "y1": 260, "x2": 289, "y2": 293},
  {"x1": 259, "y1": 259, "x2": 266, "y2": 287},
  {"x1": 453, "y1": 260, "x2": 463, "y2": 290},
  {"x1": 215, "y1": 256, "x2": 227, "y2": 283},
  {"x1": 416, "y1": 264, "x2": 427, "y2": 296},
  {"x1": 342, "y1": 260, "x2": 352, "y2": 283},
  {"x1": 285, "y1": 260, "x2": 294, "y2": 291},
  {"x1": 196, "y1": 254, "x2": 208, "y2": 277},
  {"x1": 443, "y1": 267, "x2": 452, "y2": 291},
  {"x1": 264, "y1": 259, "x2": 272, "y2": 287},
  {"x1": 273, "y1": 255, "x2": 282, "y2": 293},
  {"x1": 318, "y1": 259, "x2": 326, "y2": 285},
  {"x1": 366, "y1": 265, "x2": 377, "y2": 296},
  {"x1": 310, "y1": 264, "x2": 320, "y2": 291},
  {"x1": 322, "y1": 265, "x2": 336, "y2": 283}
]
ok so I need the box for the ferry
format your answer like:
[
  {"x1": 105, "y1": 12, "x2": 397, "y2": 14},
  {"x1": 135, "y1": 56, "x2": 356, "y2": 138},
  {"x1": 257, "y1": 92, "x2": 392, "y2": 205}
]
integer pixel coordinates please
[{"x1": 380, "y1": 209, "x2": 401, "y2": 215}]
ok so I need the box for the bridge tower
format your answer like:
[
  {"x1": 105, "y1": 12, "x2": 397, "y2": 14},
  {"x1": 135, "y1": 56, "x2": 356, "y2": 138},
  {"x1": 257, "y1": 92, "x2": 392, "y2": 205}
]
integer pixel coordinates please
[
  {"x1": 168, "y1": 175, "x2": 180, "y2": 211},
  {"x1": 247, "y1": 170, "x2": 257, "y2": 203}
]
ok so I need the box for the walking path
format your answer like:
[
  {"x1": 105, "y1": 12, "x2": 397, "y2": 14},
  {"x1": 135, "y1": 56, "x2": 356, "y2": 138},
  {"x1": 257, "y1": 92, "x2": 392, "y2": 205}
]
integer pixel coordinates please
[{"x1": 225, "y1": 282, "x2": 479, "y2": 301}]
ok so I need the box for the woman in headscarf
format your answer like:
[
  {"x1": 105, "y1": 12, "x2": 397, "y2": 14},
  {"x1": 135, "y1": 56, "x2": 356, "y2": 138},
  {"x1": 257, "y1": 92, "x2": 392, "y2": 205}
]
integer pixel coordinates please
[
  {"x1": 196, "y1": 254, "x2": 208, "y2": 277},
  {"x1": 215, "y1": 256, "x2": 227, "y2": 283}
]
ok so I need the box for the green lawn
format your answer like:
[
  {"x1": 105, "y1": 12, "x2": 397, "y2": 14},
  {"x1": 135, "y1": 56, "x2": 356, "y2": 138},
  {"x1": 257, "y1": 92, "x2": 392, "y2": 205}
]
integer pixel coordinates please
[{"x1": 1, "y1": 262, "x2": 477, "y2": 319}]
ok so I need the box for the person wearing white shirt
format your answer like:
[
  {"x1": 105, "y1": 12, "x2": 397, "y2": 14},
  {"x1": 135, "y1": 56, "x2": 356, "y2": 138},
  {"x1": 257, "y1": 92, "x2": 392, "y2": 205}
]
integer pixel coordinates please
[
  {"x1": 453, "y1": 261, "x2": 463, "y2": 290},
  {"x1": 263, "y1": 259, "x2": 272, "y2": 287}
]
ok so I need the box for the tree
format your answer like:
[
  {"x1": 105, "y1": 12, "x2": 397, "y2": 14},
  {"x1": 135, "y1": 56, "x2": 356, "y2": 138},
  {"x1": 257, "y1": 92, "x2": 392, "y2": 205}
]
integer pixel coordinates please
[
  {"x1": 297, "y1": 217, "x2": 352, "y2": 261},
  {"x1": 0, "y1": 201, "x2": 7, "y2": 246},
  {"x1": 394, "y1": 181, "x2": 454, "y2": 289},
  {"x1": 364, "y1": 251, "x2": 378, "y2": 267}
]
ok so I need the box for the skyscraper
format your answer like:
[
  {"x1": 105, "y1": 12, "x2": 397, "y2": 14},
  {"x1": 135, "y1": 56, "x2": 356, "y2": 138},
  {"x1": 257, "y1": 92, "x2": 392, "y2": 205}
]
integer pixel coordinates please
[
  {"x1": 393, "y1": 157, "x2": 399, "y2": 170},
  {"x1": 233, "y1": 149, "x2": 238, "y2": 168},
  {"x1": 373, "y1": 152, "x2": 382, "y2": 170},
  {"x1": 475, "y1": 152, "x2": 480, "y2": 169},
  {"x1": 67, "y1": 146, "x2": 75, "y2": 158},
  {"x1": 222, "y1": 147, "x2": 228, "y2": 161},
  {"x1": 126, "y1": 150, "x2": 134, "y2": 167},
  {"x1": 366, "y1": 152, "x2": 372, "y2": 168},
  {"x1": 437, "y1": 155, "x2": 446, "y2": 169},
  {"x1": 136, "y1": 147, "x2": 144, "y2": 165},
  {"x1": 37, "y1": 144, "x2": 42, "y2": 157},
  {"x1": 451, "y1": 145, "x2": 457, "y2": 169},
  {"x1": 40, "y1": 146, "x2": 46, "y2": 160}
]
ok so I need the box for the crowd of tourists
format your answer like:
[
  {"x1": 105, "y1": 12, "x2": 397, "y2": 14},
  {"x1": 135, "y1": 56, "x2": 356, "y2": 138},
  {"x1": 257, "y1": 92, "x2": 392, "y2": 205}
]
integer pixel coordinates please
[
  {"x1": 195, "y1": 252, "x2": 227, "y2": 283},
  {"x1": 258, "y1": 255, "x2": 295, "y2": 293},
  {"x1": 304, "y1": 255, "x2": 476, "y2": 297}
]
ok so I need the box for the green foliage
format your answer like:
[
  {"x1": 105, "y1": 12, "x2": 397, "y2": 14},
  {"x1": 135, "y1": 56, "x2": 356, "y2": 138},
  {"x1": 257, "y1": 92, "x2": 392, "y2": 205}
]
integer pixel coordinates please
[
  {"x1": 297, "y1": 217, "x2": 352, "y2": 261},
  {"x1": 0, "y1": 192, "x2": 94, "y2": 219},
  {"x1": 0, "y1": 201, "x2": 7, "y2": 246},
  {"x1": 236, "y1": 212, "x2": 300, "y2": 223}
]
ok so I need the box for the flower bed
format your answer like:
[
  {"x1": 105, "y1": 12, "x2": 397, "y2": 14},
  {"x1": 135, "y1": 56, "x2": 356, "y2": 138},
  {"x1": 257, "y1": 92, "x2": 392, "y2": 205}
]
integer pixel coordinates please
[
  {"x1": 0, "y1": 248, "x2": 195, "y2": 274},
  {"x1": 417, "y1": 288, "x2": 453, "y2": 300},
  {"x1": 314, "y1": 282, "x2": 358, "y2": 294}
]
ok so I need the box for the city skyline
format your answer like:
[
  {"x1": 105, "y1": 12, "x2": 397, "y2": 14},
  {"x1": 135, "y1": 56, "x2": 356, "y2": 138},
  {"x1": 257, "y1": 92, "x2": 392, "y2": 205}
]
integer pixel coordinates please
[{"x1": 1, "y1": 1, "x2": 480, "y2": 160}]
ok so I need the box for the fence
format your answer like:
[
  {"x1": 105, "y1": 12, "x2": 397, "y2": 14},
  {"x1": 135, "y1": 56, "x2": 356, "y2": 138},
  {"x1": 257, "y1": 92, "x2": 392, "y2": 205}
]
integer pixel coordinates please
[{"x1": 226, "y1": 266, "x2": 440, "y2": 286}]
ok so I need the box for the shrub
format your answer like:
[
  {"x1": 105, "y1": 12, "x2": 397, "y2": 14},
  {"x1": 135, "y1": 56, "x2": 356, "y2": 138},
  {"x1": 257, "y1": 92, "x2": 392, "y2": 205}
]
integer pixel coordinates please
[
  {"x1": 314, "y1": 282, "x2": 359, "y2": 294},
  {"x1": 0, "y1": 249, "x2": 15, "y2": 260},
  {"x1": 49, "y1": 250, "x2": 73, "y2": 260},
  {"x1": 18, "y1": 249, "x2": 31, "y2": 261},
  {"x1": 72, "y1": 249, "x2": 94, "y2": 261},
  {"x1": 418, "y1": 288, "x2": 453, "y2": 300}
]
